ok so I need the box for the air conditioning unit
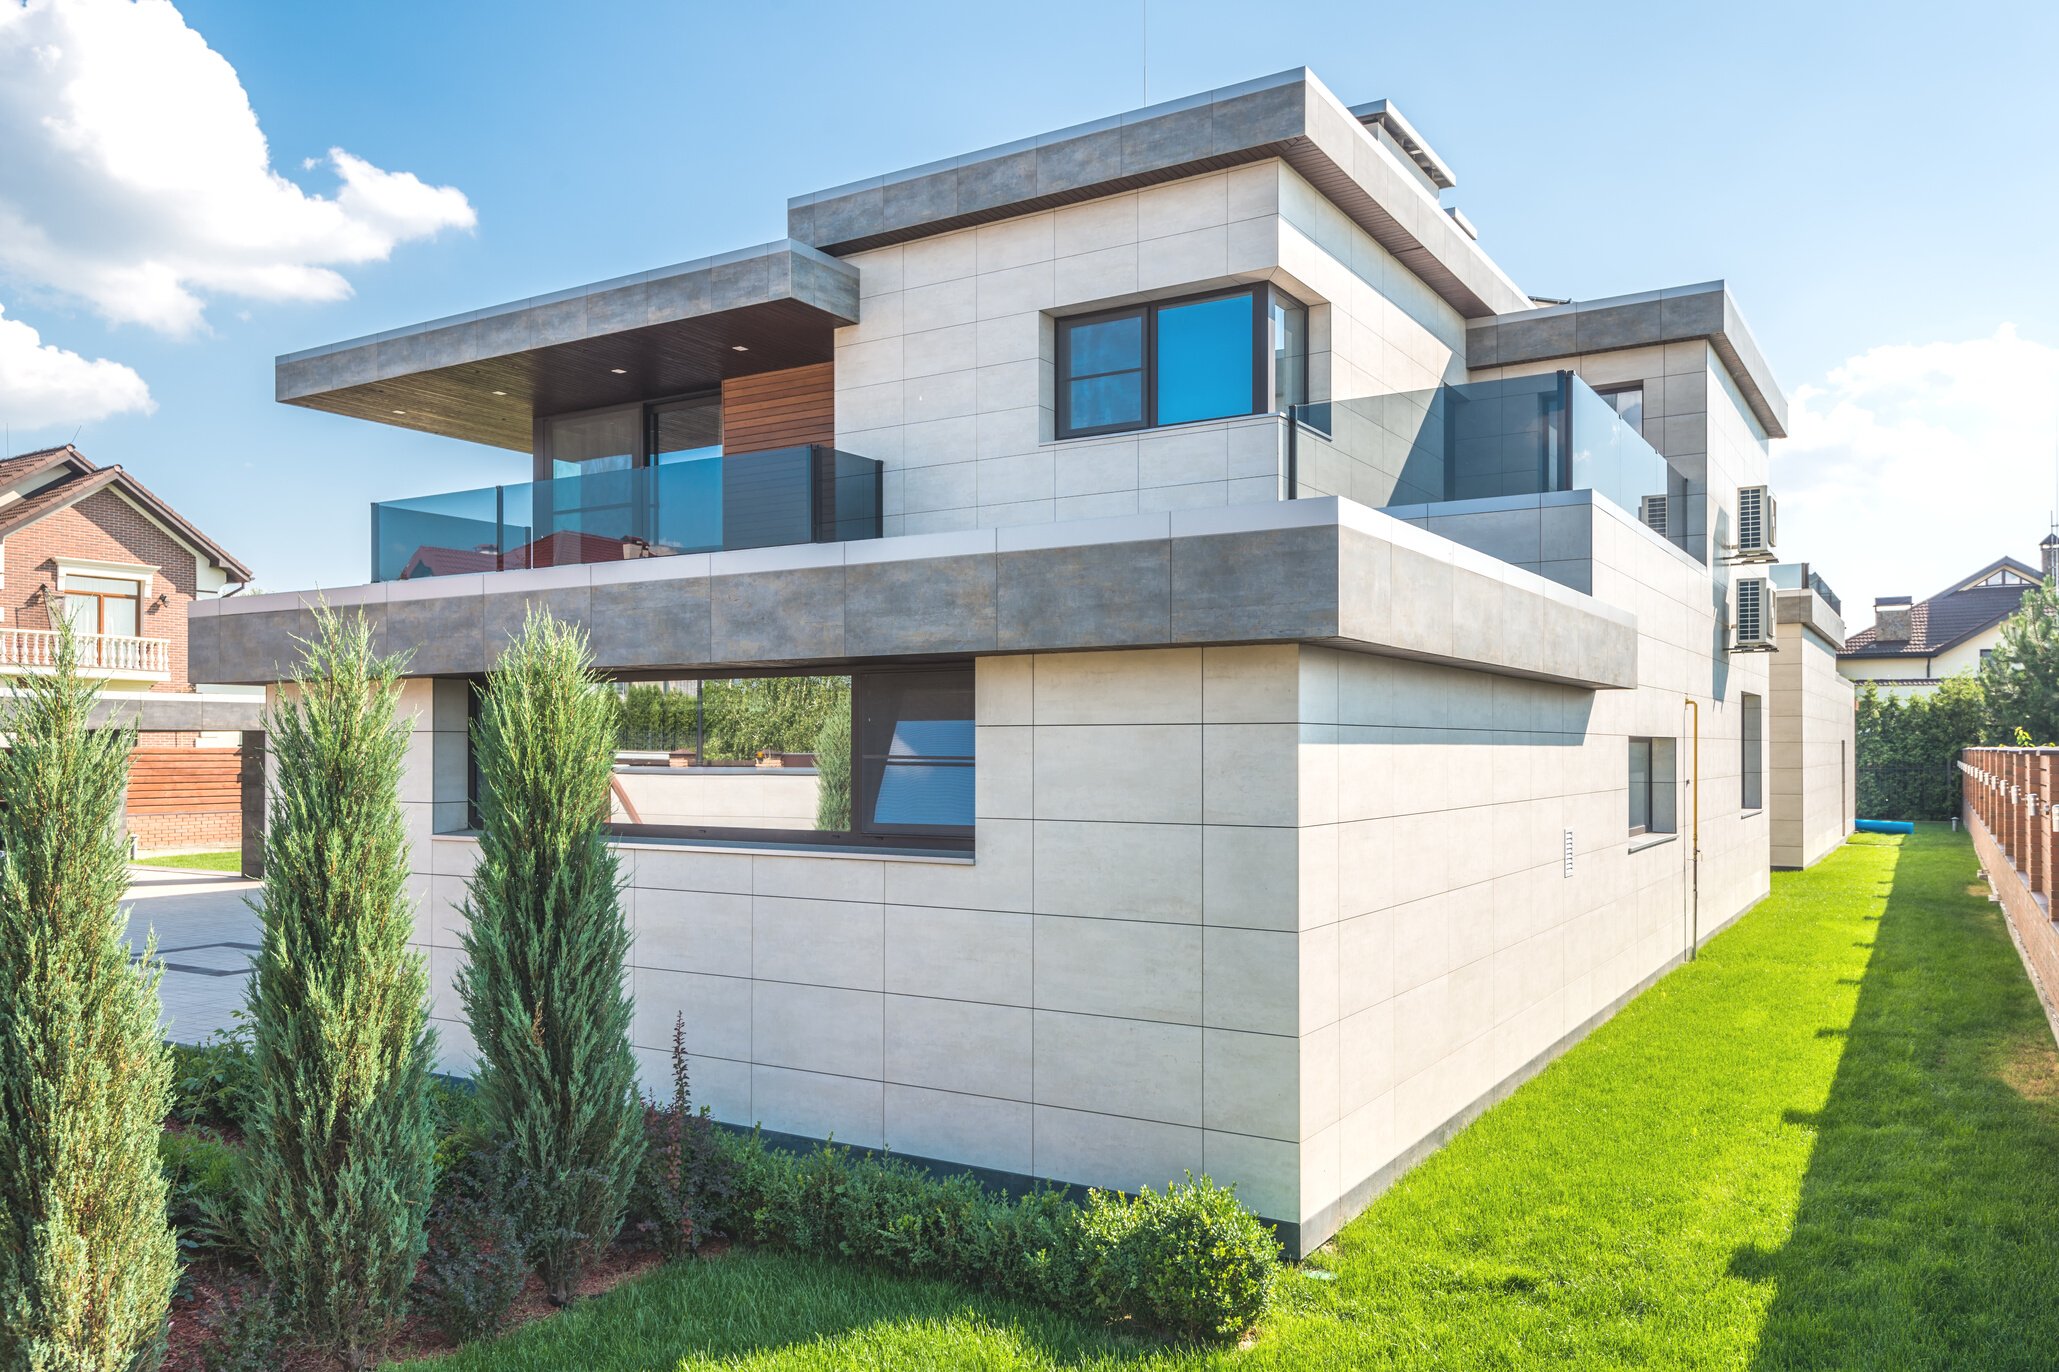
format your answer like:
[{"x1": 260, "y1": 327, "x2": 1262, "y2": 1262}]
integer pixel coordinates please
[
  {"x1": 1730, "y1": 575, "x2": 1776, "y2": 652},
  {"x1": 1730, "y1": 485, "x2": 1778, "y2": 561},
  {"x1": 1639, "y1": 494, "x2": 1668, "y2": 534}
]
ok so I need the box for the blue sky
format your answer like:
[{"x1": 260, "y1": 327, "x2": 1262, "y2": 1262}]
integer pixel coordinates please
[{"x1": 2, "y1": 0, "x2": 2055, "y2": 618}]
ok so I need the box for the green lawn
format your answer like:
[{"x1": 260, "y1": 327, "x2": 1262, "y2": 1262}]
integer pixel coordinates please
[
  {"x1": 133, "y1": 849, "x2": 244, "y2": 873},
  {"x1": 394, "y1": 825, "x2": 2059, "y2": 1370}
]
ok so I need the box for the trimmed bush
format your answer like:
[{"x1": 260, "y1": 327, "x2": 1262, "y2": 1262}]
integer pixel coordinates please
[
  {"x1": 242, "y1": 607, "x2": 438, "y2": 1368},
  {"x1": 712, "y1": 1132, "x2": 1279, "y2": 1340},
  {"x1": 0, "y1": 623, "x2": 179, "y2": 1371},
  {"x1": 459, "y1": 609, "x2": 643, "y2": 1304},
  {"x1": 1079, "y1": 1175, "x2": 1279, "y2": 1340}
]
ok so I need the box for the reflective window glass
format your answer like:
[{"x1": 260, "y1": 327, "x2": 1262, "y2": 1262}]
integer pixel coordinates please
[{"x1": 1156, "y1": 295, "x2": 1255, "y2": 425}]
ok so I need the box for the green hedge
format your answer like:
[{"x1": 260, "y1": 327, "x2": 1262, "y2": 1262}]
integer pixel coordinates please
[
  {"x1": 712, "y1": 1131, "x2": 1280, "y2": 1341},
  {"x1": 1855, "y1": 677, "x2": 1987, "y2": 821}
]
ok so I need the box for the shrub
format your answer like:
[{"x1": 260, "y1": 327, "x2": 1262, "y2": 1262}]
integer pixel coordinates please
[
  {"x1": 0, "y1": 623, "x2": 179, "y2": 1371},
  {"x1": 417, "y1": 1144, "x2": 530, "y2": 1345},
  {"x1": 459, "y1": 610, "x2": 643, "y2": 1303},
  {"x1": 631, "y1": 1016, "x2": 730, "y2": 1259},
  {"x1": 168, "y1": 1019, "x2": 258, "y2": 1132},
  {"x1": 242, "y1": 607, "x2": 438, "y2": 1368},
  {"x1": 1080, "y1": 1176, "x2": 1280, "y2": 1340},
  {"x1": 162, "y1": 1130, "x2": 248, "y2": 1267},
  {"x1": 711, "y1": 1131, "x2": 1278, "y2": 1340},
  {"x1": 200, "y1": 1277, "x2": 284, "y2": 1372}
]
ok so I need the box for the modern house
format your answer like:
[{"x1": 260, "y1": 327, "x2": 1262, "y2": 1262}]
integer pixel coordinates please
[
  {"x1": 1838, "y1": 540, "x2": 2053, "y2": 697},
  {"x1": 0, "y1": 444, "x2": 260, "y2": 853},
  {"x1": 194, "y1": 68, "x2": 1853, "y2": 1254}
]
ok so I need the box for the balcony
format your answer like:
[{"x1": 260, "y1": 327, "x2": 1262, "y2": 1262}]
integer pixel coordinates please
[
  {"x1": 1285, "y1": 371, "x2": 1684, "y2": 547},
  {"x1": 370, "y1": 444, "x2": 883, "y2": 583},
  {"x1": 0, "y1": 628, "x2": 170, "y2": 680}
]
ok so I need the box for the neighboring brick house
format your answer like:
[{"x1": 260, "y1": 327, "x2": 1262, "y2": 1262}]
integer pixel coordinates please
[
  {"x1": 1838, "y1": 542, "x2": 2052, "y2": 698},
  {"x1": 0, "y1": 444, "x2": 258, "y2": 853}
]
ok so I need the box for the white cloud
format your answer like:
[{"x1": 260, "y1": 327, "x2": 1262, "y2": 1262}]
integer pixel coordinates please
[
  {"x1": 0, "y1": 301, "x2": 153, "y2": 429},
  {"x1": 1776, "y1": 324, "x2": 2059, "y2": 630},
  {"x1": 0, "y1": 0, "x2": 475, "y2": 337}
]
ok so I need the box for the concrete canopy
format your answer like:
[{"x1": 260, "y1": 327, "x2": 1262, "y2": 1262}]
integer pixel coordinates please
[{"x1": 274, "y1": 242, "x2": 860, "y2": 453}]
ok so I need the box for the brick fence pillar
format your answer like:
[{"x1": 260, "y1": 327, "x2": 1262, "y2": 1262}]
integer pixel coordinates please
[{"x1": 2032, "y1": 754, "x2": 2050, "y2": 898}]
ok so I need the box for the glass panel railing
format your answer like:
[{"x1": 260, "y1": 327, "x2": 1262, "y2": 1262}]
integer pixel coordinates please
[
  {"x1": 371, "y1": 445, "x2": 883, "y2": 582},
  {"x1": 1286, "y1": 371, "x2": 1684, "y2": 548},
  {"x1": 1769, "y1": 562, "x2": 1842, "y2": 617}
]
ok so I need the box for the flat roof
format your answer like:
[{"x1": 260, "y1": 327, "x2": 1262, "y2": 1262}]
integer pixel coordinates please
[
  {"x1": 1464, "y1": 281, "x2": 1790, "y2": 438},
  {"x1": 786, "y1": 68, "x2": 1529, "y2": 320},
  {"x1": 274, "y1": 241, "x2": 859, "y2": 451}
]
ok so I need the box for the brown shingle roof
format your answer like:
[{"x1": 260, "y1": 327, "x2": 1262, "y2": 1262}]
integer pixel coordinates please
[
  {"x1": 1840, "y1": 556, "x2": 2041, "y2": 659},
  {"x1": 0, "y1": 446, "x2": 253, "y2": 583}
]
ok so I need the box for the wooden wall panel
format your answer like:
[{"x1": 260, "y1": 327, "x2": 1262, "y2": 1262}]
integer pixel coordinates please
[
  {"x1": 126, "y1": 747, "x2": 241, "y2": 815},
  {"x1": 722, "y1": 363, "x2": 834, "y2": 453}
]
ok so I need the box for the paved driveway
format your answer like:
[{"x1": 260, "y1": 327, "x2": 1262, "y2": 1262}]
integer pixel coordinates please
[{"x1": 122, "y1": 866, "x2": 262, "y2": 1045}]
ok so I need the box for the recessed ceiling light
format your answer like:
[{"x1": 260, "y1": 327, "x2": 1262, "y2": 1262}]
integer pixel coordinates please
[
  {"x1": 609, "y1": 367, "x2": 627, "y2": 374},
  {"x1": 490, "y1": 389, "x2": 508, "y2": 396},
  {"x1": 391, "y1": 409, "x2": 407, "y2": 415},
  {"x1": 730, "y1": 344, "x2": 750, "y2": 352}
]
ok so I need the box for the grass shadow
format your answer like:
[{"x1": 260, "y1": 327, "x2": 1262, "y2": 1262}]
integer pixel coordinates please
[{"x1": 1742, "y1": 824, "x2": 2059, "y2": 1369}]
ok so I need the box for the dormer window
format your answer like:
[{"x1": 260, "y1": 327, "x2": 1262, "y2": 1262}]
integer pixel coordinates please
[{"x1": 1977, "y1": 568, "x2": 2034, "y2": 587}]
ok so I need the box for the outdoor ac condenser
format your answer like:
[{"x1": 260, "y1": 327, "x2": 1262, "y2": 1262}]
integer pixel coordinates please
[
  {"x1": 1733, "y1": 484, "x2": 1777, "y2": 560},
  {"x1": 1639, "y1": 494, "x2": 1668, "y2": 535},
  {"x1": 1731, "y1": 575, "x2": 1775, "y2": 652}
]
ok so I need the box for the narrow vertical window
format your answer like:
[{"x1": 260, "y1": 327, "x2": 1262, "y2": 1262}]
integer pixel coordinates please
[
  {"x1": 1272, "y1": 289, "x2": 1308, "y2": 412},
  {"x1": 1741, "y1": 693, "x2": 1764, "y2": 811}
]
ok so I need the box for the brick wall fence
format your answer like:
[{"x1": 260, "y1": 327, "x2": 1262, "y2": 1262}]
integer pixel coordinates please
[{"x1": 1960, "y1": 747, "x2": 2059, "y2": 1008}]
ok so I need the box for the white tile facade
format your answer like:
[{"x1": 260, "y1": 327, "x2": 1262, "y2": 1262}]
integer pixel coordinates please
[{"x1": 833, "y1": 161, "x2": 1468, "y2": 535}]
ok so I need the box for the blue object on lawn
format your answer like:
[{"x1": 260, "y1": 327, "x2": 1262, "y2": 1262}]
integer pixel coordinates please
[{"x1": 1855, "y1": 818, "x2": 1915, "y2": 835}]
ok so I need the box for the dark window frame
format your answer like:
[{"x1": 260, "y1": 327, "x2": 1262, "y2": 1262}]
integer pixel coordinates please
[
  {"x1": 1054, "y1": 284, "x2": 1291, "y2": 441},
  {"x1": 1741, "y1": 692, "x2": 1764, "y2": 812},
  {"x1": 1629, "y1": 736, "x2": 1655, "y2": 837},
  {"x1": 461, "y1": 663, "x2": 975, "y2": 855}
]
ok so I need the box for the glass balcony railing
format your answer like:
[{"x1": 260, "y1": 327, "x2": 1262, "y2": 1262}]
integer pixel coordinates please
[
  {"x1": 1769, "y1": 562, "x2": 1842, "y2": 617},
  {"x1": 1284, "y1": 372, "x2": 1683, "y2": 546},
  {"x1": 371, "y1": 445, "x2": 883, "y2": 582}
]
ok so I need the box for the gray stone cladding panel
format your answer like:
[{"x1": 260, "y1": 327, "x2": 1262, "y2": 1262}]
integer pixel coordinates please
[
  {"x1": 483, "y1": 586, "x2": 592, "y2": 664},
  {"x1": 383, "y1": 595, "x2": 486, "y2": 677},
  {"x1": 844, "y1": 555, "x2": 999, "y2": 657},
  {"x1": 198, "y1": 502, "x2": 1642, "y2": 691},
  {"x1": 588, "y1": 579, "x2": 713, "y2": 669},
  {"x1": 996, "y1": 540, "x2": 1171, "y2": 652},
  {"x1": 1168, "y1": 527, "x2": 1339, "y2": 642},
  {"x1": 710, "y1": 566, "x2": 845, "y2": 663}
]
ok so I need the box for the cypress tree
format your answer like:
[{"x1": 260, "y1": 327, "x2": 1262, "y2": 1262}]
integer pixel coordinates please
[
  {"x1": 242, "y1": 608, "x2": 435, "y2": 1368},
  {"x1": 459, "y1": 609, "x2": 642, "y2": 1304},
  {"x1": 0, "y1": 624, "x2": 178, "y2": 1371}
]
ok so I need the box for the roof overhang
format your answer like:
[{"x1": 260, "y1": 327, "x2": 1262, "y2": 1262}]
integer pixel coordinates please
[
  {"x1": 192, "y1": 498, "x2": 1637, "y2": 691},
  {"x1": 1464, "y1": 282, "x2": 1790, "y2": 438},
  {"x1": 274, "y1": 241, "x2": 861, "y2": 452},
  {"x1": 787, "y1": 69, "x2": 1530, "y2": 320}
]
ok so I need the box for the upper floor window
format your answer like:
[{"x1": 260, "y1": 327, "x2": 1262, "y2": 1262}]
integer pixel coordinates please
[
  {"x1": 1595, "y1": 383, "x2": 1644, "y2": 433},
  {"x1": 60, "y1": 572, "x2": 143, "y2": 637},
  {"x1": 1978, "y1": 569, "x2": 2033, "y2": 587},
  {"x1": 1055, "y1": 285, "x2": 1308, "y2": 440}
]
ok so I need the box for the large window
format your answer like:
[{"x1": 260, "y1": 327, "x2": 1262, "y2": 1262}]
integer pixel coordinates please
[
  {"x1": 60, "y1": 573, "x2": 142, "y2": 637},
  {"x1": 1055, "y1": 285, "x2": 1308, "y2": 439},
  {"x1": 1741, "y1": 693, "x2": 1764, "y2": 811},
  {"x1": 1595, "y1": 383, "x2": 1644, "y2": 433},
  {"x1": 563, "y1": 665, "x2": 975, "y2": 851},
  {"x1": 1629, "y1": 736, "x2": 1678, "y2": 837}
]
